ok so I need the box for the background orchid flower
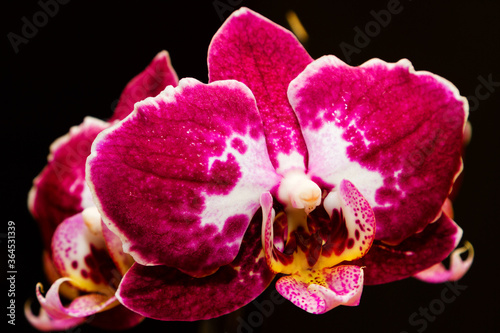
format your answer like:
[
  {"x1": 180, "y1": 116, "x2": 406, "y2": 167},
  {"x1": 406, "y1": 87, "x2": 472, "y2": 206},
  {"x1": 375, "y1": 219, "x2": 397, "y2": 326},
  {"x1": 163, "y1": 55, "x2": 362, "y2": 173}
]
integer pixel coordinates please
[
  {"x1": 25, "y1": 207, "x2": 143, "y2": 331},
  {"x1": 26, "y1": 51, "x2": 178, "y2": 331},
  {"x1": 86, "y1": 7, "x2": 472, "y2": 320}
]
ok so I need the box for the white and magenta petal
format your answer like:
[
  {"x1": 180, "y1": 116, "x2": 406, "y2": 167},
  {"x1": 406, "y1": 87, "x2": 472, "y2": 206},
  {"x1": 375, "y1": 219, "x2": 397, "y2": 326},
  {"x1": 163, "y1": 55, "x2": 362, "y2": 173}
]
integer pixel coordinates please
[
  {"x1": 110, "y1": 50, "x2": 179, "y2": 122},
  {"x1": 208, "y1": 7, "x2": 313, "y2": 173},
  {"x1": 275, "y1": 265, "x2": 364, "y2": 314},
  {"x1": 51, "y1": 211, "x2": 118, "y2": 294},
  {"x1": 116, "y1": 211, "x2": 275, "y2": 320},
  {"x1": 354, "y1": 213, "x2": 464, "y2": 285},
  {"x1": 28, "y1": 117, "x2": 109, "y2": 249},
  {"x1": 288, "y1": 56, "x2": 467, "y2": 244},
  {"x1": 87, "y1": 78, "x2": 281, "y2": 277}
]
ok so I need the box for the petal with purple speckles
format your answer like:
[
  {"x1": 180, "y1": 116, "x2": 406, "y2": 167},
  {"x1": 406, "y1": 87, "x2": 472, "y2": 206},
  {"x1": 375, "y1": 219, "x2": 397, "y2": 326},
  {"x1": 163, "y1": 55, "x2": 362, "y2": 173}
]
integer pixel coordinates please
[
  {"x1": 353, "y1": 213, "x2": 464, "y2": 285},
  {"x1": 116, "y1": 210, "x2": 275, "y2": 320},
  {"x1": 319, "y1": 179, "x2": 376, "y2": 268},
  {"x1": 51, "y1": 211, "x2": 118, "y2": 293},
  {"x1": 28, "y1": 117, "x2": 109, "y2": 250},
  {"x1": 87, "y1": 78, "x2": 281, "y2": 277},
  {"x1": 208, "y1": 7, "x2": 312, "y2": 173},
  {"x1": 110, "y1": 51, "x2": 179, "y2": 122},
  {"x1": 288, "y1": 55, "x2": 467, "y2": 244},
  {"x1": 275, "y1": 265, "x2": 364, "y2": 314}
]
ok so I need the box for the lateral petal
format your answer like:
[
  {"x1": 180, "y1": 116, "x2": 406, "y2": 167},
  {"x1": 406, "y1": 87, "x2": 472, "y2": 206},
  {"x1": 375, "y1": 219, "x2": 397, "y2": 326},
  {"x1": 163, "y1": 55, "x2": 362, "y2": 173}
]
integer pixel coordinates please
[
  {"x1": 288, "y1": 56, "x2": 467, "y2": 244},
  {"x1": 110, "y1": 50, "x2": 178, "y2": 121},
  {"x1": 354, "y1": 213, "x2": 464, "y2": 285},
  {"x1": 28, "y1": 117, "x2": 109, "y2": 249},
  {"x1": 116, "y1": 210, "x2": 275, "y2": 320},
  {"x1": 209, "y1": 7, "x2": 313, "y2": 173},
  {"x1": 87, "y1": 78, "x2": 281, "y2": 276}
]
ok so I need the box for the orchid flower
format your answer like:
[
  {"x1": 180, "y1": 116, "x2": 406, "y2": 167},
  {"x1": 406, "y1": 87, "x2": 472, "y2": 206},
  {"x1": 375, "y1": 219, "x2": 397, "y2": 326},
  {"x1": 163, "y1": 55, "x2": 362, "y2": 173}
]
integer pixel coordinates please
[
  {"x1": 84, "y1": 7, "x2": 473, "y2": 320},
  {"x1": 26, "y1": 51, "x2": 178, "y2": 331}
]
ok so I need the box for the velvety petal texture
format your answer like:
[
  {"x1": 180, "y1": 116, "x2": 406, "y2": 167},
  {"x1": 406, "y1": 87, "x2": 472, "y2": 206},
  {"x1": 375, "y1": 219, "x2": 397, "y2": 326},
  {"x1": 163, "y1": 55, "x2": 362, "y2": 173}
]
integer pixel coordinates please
[
  {"x1": 209, "y1": 8, "x2": 313, "y2": 173},
  {"x1": 87, "y1": 78, "x2": 281, "y2": 277},
  {"x1": 116, "y1": 211, "x2": 275, "y2": 320},
  {"x1": 354, "y1": 213, "x2": 463, "y2": 285},
  {"x1": 28, "y1": 117, "x2": 109, "y2": 249},
  {"x1": 288, "y1": 56, "x2": 467, "y2": 244},
  {"x1": 110, "y1": 50, "x2": 179, "y2": 122}
]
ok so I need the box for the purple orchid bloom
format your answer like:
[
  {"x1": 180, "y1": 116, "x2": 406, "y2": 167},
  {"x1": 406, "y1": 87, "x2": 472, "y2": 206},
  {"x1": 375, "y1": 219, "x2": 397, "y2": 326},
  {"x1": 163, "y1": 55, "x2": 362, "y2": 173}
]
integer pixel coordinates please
[
  {"x1": 26, "y1": 51, "x2": 178, "y2": 331},
  {"x1": 83, "y1": 7, "x2": 473, "y2": 320}
]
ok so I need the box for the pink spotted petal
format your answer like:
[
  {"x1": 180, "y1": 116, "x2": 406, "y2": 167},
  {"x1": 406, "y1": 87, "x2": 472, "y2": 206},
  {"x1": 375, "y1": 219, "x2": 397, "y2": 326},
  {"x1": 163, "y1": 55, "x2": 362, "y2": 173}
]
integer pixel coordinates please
[
  {"x1": 319, "y1": 179, "x2": 376, "y2": 268},
  {"x1": 289, "y1": 56, "x2": 467, "y2": 244},
  {"x1": 28, "y1": 117, "x2": 109, "y2": 249},
  {"x1": 101, "y1": 221, "x2": 135, "y2": 276},
  {"x1": 51, "y1": 211, "x2": 118, "y2": 293},
  {"x1": 209, "y1": 7, "x2": 312, "y2": 173},
  {"x1": 414, "y1": 241, "x2": 474, "y2": 283},
  {"x1": 260, "y1": 192, "x2": 292, "y2": 273},
  {"x1": 276, "y1": 265, "x2": 364, "y2": 314},
  {"x1": 110, "y1": 50, "x2": 178, "y2": 122},
  {"x1": 353, "y1": 213, "x2": 463, "y2": 285},
  {"x1": 34, "y1": 278, "x2": 117, "y2": 321},
  {"x1": 87, "y1": 78, "x2": 281, "y2": 277},
  {"x1": 116, "y1": 210, "x2": 275, "y2": 320}
]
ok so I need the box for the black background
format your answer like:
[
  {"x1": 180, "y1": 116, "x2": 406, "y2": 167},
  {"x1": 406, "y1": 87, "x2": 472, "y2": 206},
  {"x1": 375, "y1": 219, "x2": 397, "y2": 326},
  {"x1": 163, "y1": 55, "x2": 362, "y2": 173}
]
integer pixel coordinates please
[{"x1": 3, "y1": 0, "x2": 499, "y2": 332}]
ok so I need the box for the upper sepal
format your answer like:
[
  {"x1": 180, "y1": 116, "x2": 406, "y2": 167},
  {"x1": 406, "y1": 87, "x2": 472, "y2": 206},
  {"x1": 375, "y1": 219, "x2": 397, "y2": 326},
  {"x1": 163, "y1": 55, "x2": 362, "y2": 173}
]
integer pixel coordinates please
[{"x1": 209, "y1": 7, "x2": 313, "y2": 173}]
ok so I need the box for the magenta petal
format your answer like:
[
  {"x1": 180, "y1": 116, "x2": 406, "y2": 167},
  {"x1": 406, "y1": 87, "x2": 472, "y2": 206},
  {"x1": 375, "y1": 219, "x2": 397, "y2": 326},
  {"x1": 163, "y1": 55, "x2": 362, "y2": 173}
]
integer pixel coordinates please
[
  {"x1": 110, "y1": 50, "x2": 178, "y2": 122},
  {"x1": 208, "y1": 7, "x2": 313, "y2": 173},
  {"x1": 87, "y1": 78, "x2": 281, "y2": 276},
  {"x1": 88, "y1": 303, "x2": 144, "y2": 330},
  {"x1": 353, "y1": 213, "x2": 463, "y2": 285},
  {"x1": 414, "y1": 241, "x2": 474, "y2": 283},
  {"x1": 116, "y1": 211, "x2": 275, "y2": 320},
  {"x1": 288, "y1": 56, "x2": 467, "y2": 244},
  {"x1": 28, "y1": 117, "x2": 109, "y2": 250}
]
